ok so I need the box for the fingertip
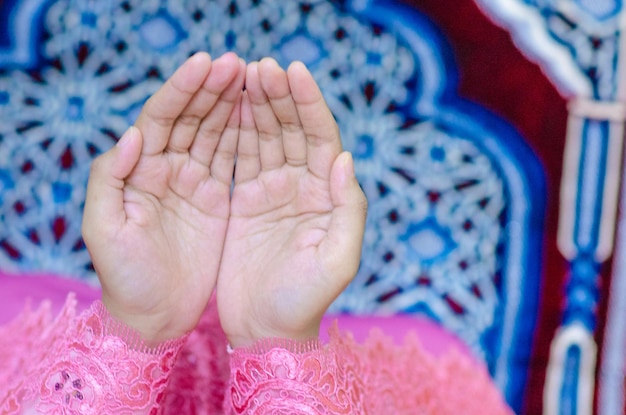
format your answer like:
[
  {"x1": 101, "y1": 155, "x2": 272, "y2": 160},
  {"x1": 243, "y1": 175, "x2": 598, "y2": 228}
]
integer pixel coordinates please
[
  {"x1": 246, "y1": 60, "x2": 259, "y2": 74},
  {"x1": 258, "y1": 56, "x2": 280, "y2": 70},
  {"x1": 287, "y1": 60, "x2": 306, "y2": 72},
  {"x1": 257, "y1": 58, "x2": 282, "y2": 85},
  {"x1": 342, "y1": 151, "x2": 355, "y2": 179},
  {"x1": 221, "y1": 50, "x2": 239, "y2": 60},
  {"x1": 331, "y1": 151, "x2": 356, "y2": 195},
  {"x1": 287, "y1": 60, "x2": 312, "y2": 81},
  {"x1": 245, "y1": 61, "x2": 258, "y2": 86},
  {"x1": 245, "y1": 62, "x2": 267, "y2": 103},
  {"x1": 214, "y1": 51, "x2": 242, "y2": 70},
  {"x1": 116, "y1": 125, "x2": 138, "y2": 147},
  {"x1": 331, "y1": 151, "x2": 366, "y2": 210},
  {"x1": 208, "y1": 52, "x2": 244, "y2": 88},
  {"x1": 190, "y1": 50, "x2": 212, "y2": 62},
  {"x1": 287, "y1": 61, "x2": 322, "y2": 104},
  {"x1": 184, "y1": 51, "x2": 213, "y2": 73},
  {"x1": 113, "y1": 126, "x2": 143, "y2": 179}
]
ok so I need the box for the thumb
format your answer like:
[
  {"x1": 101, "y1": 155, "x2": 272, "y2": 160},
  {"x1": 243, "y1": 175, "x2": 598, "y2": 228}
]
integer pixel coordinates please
[
  {"x1": 321, "y1": 151, "x2": 368, "y2": 288},
  {"x1": 83, "y1": 126, "x2": 143, "y2": 238}
]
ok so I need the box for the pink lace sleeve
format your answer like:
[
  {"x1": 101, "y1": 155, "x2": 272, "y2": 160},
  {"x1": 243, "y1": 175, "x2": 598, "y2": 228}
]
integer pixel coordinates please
[
  {"x1": 226, "y1": 338, "x2": 362, "y2": 414},
  {"x1": 0, "y1": 295, "x2": 186, "y2": 414},
  {"x1": 1, "y1": 295, "x2": 515, "y2": 414},
  {"x1": 225, "y1": 324, "x2": 514, "y2": 415}
]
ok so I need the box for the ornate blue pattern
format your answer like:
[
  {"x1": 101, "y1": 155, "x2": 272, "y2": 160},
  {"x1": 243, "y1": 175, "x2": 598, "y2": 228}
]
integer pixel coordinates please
[
  {"x1": 0, "y1": 0, "x2": 546, "y2": 411},
  {"x1": 0, "y1": 0, "x2": 51, "y2": 68}
]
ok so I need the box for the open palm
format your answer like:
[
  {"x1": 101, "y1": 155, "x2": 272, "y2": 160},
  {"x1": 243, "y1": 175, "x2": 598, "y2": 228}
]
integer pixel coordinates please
[
  {"x1": 83, "y1": 52, "x2": 245, "y2": 343},
  {"x1": 217, "y1": 59, "x2": 367, "y2": 347}
]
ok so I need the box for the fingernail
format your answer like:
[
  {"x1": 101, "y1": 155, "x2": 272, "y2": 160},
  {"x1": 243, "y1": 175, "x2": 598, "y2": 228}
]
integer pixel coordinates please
[
  {"x1": 116, "y1": 126, "x2": 135, "y2": 147},
  {"x1": 344, "y1": 152, "x2": 355, "y2": 177}
]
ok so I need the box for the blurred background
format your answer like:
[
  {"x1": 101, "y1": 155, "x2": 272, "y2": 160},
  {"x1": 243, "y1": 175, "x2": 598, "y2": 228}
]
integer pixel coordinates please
[{"x1": 0, "y1": 0, "x2": 624, "y2": 413}]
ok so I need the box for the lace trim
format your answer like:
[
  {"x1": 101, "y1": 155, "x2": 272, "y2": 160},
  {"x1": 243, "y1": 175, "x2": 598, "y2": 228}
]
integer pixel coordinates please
[
  {"x1": 228, "y1": 344, "x2": 358, "y2": 414},
  {"x1": 0, "y1": 295, "x2": 186, "y2": 414},
  {"x1": 95, "y1": 301, "x2": 189, "y2": 355},
  {"x1": 228, "y1": 337, "x2": 321, "y2": 355},
  {"x1": 226, "y1": 322, "x2": 513, "y2": 415}
]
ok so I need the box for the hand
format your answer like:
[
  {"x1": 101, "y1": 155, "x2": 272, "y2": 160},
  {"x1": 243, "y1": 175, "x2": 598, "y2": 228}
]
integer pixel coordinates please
[
  {"x1": 82, "y1": 52, "x2": 245, "y2": 344},
  {"x1": 217, "y1": 58, "x2": 368, "y2": 348}
]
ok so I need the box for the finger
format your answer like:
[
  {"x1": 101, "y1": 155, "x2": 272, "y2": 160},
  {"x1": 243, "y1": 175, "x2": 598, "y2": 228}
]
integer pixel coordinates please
[
  {"x1": 257, "y1": 58, "x2": 307, "y2": 167},
  {"x1": 235, "y1": 90, "x2": 261, "y2": 184},
  {"x1": 245, "y1": 61, "x2": 286, "y2": 170},
  {"x1": 287, "y1": 61, "x2": 342, "y2": 180},
  {"x1": 135, "y1": 52, "x2": 213, "y2": 156},
  {"x1": 168, "y1": 52, "x2": 242, "y2": 155},
  {"x1": 210, "y1": 76, "x2": 244, "y2": 185},
  {"x1": 319, "y1": 152, "x2": 367, "y2": 287},
  {"x1": 190, "y1": 55, "x2": 246, "y2": 169},
  {"x1": 83, "y1": 127, "x2": 143, "y2": 239}
]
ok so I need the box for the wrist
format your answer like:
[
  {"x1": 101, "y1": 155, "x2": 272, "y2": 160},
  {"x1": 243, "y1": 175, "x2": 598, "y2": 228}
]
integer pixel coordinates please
[
  {"x1": 97, "y1": 301, "x2": 189, "y2": 351},
  {"x1": 227, "y1": 321, "x2": 321, "y2": 349},
  {"x1": 102, "y1": 297, "x2": 185, "y2": 346}
]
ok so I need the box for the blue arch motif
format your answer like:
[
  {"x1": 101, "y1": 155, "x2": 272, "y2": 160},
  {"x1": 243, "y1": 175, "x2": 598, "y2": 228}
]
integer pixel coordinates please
[
  {"x1": 317, "y1": 1, "x2": 546, "y2": 410},
  {"x1": 0, "y1": 0, "x2": 545, "y2": 411},
  {"x1": 0, "y1": 0, "x2": 51, "y2": 68}
]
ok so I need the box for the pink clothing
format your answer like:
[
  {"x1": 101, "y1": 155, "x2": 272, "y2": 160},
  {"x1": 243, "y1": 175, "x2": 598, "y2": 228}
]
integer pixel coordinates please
[
  {"x1": 0, "y1": 277, "x2": 513, "y2": 414},
  {"x1": 0, "y1": 273, "x2": 100, "y2": 325}
]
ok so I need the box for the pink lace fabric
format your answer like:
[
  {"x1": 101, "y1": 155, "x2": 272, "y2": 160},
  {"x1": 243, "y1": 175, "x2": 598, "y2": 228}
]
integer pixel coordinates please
[
  {"x1": 225, "y1": 326, "x2": 513, "y2": 415},
  {"x1": 0, "y1": 295, "x2": 185, "y2": 414},
  {"x1": 0, "y1": 296, "x2": 513, "y2": 415}
]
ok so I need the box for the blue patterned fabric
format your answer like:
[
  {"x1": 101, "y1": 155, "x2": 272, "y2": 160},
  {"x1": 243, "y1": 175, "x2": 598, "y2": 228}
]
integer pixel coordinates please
[
  {"x1": 0, "y1": 0, "x2": 546, "y2": 411},
  {"x1": 476, "y1": 1, "x2": 626, "y2": 413}
]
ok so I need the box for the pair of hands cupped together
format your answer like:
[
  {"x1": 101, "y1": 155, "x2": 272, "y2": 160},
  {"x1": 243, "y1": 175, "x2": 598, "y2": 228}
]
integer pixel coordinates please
[{"x1": 81, "y1": 52, "x2": 367, "y2": 347}]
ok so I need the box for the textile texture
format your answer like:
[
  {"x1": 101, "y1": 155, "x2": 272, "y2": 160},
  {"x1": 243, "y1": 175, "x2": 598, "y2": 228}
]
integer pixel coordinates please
[
  {"x1": 0, "y1": 295, "x2": 513, "y2": 414},
  {"x1": 2, "y1": 0, "x2": 617, "y2": 413}
]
